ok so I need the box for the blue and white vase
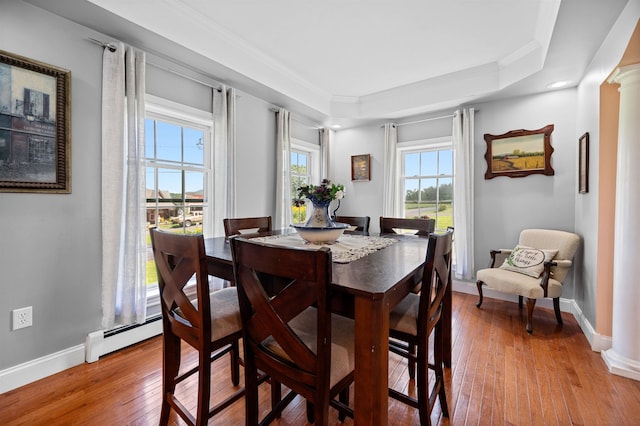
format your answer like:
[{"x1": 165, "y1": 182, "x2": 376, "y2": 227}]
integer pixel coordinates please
[{"x1": 304, "y1": 199, "x2": 337, "y2": 228}]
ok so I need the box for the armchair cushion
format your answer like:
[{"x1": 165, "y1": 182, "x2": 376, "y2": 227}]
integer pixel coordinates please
[
  {"x1": 498, "y1": 245, "x2": 558, "y2": 278},
  {"x1": 476, "y1": 268, "x2": 563, "y2": 299}
]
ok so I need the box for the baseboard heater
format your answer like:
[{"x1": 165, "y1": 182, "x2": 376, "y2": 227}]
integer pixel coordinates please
[{"x1": 85, "y1": 315, "x2": 163, "y2": 363}]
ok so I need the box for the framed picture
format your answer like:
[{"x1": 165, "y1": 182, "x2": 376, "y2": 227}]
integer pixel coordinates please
[
  {"x1": 578, "y1": 132, "x2": 589, "y2": 193},
  {"x1": 0, "y1": 50, "x2": 71, "y2": 193},
  {"x1": 483, "y1": 124, "x2": 555, "y2": 179},
  {"x1": 351, "y1": 154, "x2": 370, "y2": 181}
]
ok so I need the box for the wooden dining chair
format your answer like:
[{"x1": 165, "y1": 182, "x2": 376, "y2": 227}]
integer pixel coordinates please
[
  {"x1": 223, "y1": 216, "x2": 272, "y2": 238},
  {"x1": 230, "y1": 236, "x2": 355, "y2": 425},
  {"x1": 334, "y1": 215, "x2": 370, "y2": 233},
  {"x1": 388, "y1": 229, "x2": 454, "y2": 426},
  {"x1": 150, "y1": 229, "x2": 245, "y2": 426},
  {"x1": 379, "y1": 216, "x2": 435, "y2": 236}
]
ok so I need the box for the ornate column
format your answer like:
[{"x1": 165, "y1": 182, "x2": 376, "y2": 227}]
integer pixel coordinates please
[{"x1": 602, "y1": 63, "x2": 640, "y2": 381}]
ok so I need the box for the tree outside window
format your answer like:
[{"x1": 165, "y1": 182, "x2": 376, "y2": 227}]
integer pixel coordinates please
[{"x1": 402, "y1": 148, "x2": 453, "y2": 231}]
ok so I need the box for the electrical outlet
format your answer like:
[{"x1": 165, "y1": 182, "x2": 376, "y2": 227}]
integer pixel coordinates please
[{"x1": 12, "y1": 306, "x2": 33, "y2": 330}]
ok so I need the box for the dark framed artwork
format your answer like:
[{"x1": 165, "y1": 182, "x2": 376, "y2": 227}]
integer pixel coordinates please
[
  {"x1": 484, "y1": 124, "x2": 555, "y2": 179},
  {"x1": 578, "y1": 132, "x2": 589, "y2": 193},
  {"x1": 351, "y1": 154, "x2": 370, "y2": 181},
  {"x1": 0, "y1": 50, "x2": 71, "y2": 193}
]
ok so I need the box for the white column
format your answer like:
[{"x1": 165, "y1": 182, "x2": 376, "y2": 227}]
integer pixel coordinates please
[{"x1": 602, "y1": 63, "x2": 640, "y2": 381}]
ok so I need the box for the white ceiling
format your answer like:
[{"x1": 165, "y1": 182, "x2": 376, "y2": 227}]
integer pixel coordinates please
[{"x1": 25, "y1": 0, "x2": 629, "y2": 128}]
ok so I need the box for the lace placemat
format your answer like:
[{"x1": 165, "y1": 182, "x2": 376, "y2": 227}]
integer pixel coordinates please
[{"x1": 251, "y1": 233, "x2": 397, "y2": 263}]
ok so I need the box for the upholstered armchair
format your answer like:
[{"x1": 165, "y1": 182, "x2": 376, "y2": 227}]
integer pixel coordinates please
[{"x1": 476, "y1": 229, "x2": 580, "y2": 333}]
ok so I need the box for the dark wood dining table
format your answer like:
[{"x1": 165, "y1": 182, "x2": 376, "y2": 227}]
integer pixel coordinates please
[{"x1": 204, "y1": 230, "x2": 452, "y2": 425}]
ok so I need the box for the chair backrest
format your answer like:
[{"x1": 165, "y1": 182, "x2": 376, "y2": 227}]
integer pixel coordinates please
[
  {"x1": 335, "y1": 215, "x2": 370, "y2": 232},
  {"x1": 519, "y1": 229, "x2": 580, "y2": 283},
  {"x1": 230, "y1": 236, "x2": 333, "y2": 393},
  {"x1": 380, "y1": 217, "x2": 435, "y2": 236},
  {"x1": 223, "y1": 216, "x2": 272, "y2": 238},
  {"x1": 418, "y1": 229, "x2": 454, "y2": 339},
  {"x1": 150, "y1": 229, "x2": 210, "y2": 349}
]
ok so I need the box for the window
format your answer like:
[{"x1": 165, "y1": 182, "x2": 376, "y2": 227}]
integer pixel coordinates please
[
  {"x1": 144, "y1": 97, "x2": 213, "y2": 305},
  {"x1": 400, "y1": 139, "x2": 453, "y2": 232},
  {"x1": 290, "y1": 139, "x2": 320, "y2": 223}
]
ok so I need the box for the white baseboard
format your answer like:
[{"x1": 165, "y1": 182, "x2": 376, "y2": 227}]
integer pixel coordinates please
[
  {"x1": 0, "y1": 319, "x2": 163, "y2": 394},
  {"x1": 0, "y1": 344, "x2": 85, "y2": 394}
]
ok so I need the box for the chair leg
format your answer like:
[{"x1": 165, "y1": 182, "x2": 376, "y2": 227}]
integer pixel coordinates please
[
  {"x1": 306, "y1": 400, "x2": 314, "y2": 424},
  {"x1": 408, "y1": 342, "x2": 416, "y2": 380},
  {"x1": 196, "y1": 350, "x2": 212, "y2": 425},
  {"x1": 271, "y1": 380, "x2": 282, "y2": 418},
  {"x1": 434, "y1": 325, "x2": 449, "y2": 418},
  {"x1": 525, "y1": 298, "x2": 536, "y2": 334},
  {"x1": 244, "y1": 353, "x2": 259, "y2": 425},
  {"x1": 230, "y1": 339, "x2": 240, "y2": 386},
  {"x1": 476, "y1": 280, "x2": 484, "y2": 308},
  {"x1": 338, "y1": 386, "x2": 350, "y2": 422},
  {"x1": 553, "y1": 298, "x2": 563, "y2": 325},
  {"x1": 160, "y1": 333, "x2": 181, "y2": 426}
]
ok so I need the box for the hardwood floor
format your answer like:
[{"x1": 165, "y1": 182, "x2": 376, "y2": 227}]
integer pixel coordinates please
[{"x1": 2, "y1": 292, "x2": 639, "y2": 425}]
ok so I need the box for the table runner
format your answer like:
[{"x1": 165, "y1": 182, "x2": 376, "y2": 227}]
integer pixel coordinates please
[{"x1": 251, "y1": 233, "x2": 397, "y2": 263}]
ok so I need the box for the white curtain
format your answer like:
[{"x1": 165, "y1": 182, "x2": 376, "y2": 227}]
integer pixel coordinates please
[
  {"x1": 320, "y1": 127, "x2": 333, "y2": 179},
  {"x1": 275, "y1": 108, "x2": 292, "y2": 229},
  {"x1": 212, "y1": 85, "x2": 237, "y2": 237},
  {"x1": 101, "y1": 43, "x2": 147, "y2": 329},
  {"x1": 452, "y1": 108, "x2": 475, "y2": 280},
  {"x1": 382, "y1": 123, "x2": 399, "y2": 216}
]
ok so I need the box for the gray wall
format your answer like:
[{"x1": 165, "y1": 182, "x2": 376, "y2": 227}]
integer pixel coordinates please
[
  {"x1": 0, "y1": 1, "x2": 281, "y2": 370},
  {"x1": 1, "y1": 1, "x2": 103, "y2": 369},
  {"x1": 473, "y1": 89, "x2": 579, "y2": 295}
]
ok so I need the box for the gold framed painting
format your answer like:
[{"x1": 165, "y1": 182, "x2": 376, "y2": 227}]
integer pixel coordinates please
[
  {"x1": 0, "y1": 50, "x2": 71, "y2": 193},
  {"x1": 351, "y1": 154, "x2": 370, "y2": 181},
  {"x1": 483, "y1": 124, "x2": 554, "y2": 179}
]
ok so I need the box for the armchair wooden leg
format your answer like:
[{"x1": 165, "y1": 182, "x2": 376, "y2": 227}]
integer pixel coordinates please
[
  {"x1": 553, "y1": 297, "x2": 563, "y2": 325},
  {"x1": 476, "y1": 280, "x2": 484, "y2": 308},
  {"x1": 525, "y1": 298, "x2": 536, "y2": 334}
]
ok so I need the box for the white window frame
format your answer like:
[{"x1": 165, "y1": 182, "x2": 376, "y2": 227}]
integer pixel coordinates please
[
  {"x1": 291, "y1": 138, "x2": 320, "y2": 222},
  {"x1": 144, "y1": 95, "x2": 214, "y2": 313},
  {"x1": 398, "y1": 136, "x2": 453, "y2": 231}
]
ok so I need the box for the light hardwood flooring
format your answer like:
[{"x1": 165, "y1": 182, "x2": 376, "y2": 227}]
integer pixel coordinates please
[{"x1": 1, "y1": 292, "x2": 639, "y2": 425}]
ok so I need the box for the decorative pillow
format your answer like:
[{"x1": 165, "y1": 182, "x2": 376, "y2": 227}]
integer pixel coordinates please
[{"x1": 499, "y1": 245, "x2": 558, "y2": 278}]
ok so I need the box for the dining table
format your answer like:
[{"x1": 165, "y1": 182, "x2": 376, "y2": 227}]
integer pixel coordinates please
[{"x1": 204, "y1": 230, "x2": 452, "y2": 425}]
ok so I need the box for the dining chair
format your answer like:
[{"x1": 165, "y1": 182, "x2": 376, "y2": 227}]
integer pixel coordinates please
[
  {"x1": 388, "y1": 229, "x2": 453, "y2": 426},
  {"x1": 379, "y1": 216, "x2": 435, "y2": 236},
  {"x1": 334, "y1": 215, "x2": 370, "y2": 233},
  {"x1": 230, "y1": 236, "x2": 355, "y2": 425},
  {"x1": 150, "y1": 229, "x2": 245, "y2": 426},
  {"x1": 223, "y1": 216, "x2": 272, "y2": 238}
]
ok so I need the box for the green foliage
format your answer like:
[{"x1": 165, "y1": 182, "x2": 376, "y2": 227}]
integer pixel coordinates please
[{"x1": 293, "y1": 178, "x2": 344, "y2": 206}]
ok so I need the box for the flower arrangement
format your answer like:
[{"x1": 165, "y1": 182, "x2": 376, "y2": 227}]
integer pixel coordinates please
[{"x1": 293, "y1": 179, "x2": 344, "y2": 207}]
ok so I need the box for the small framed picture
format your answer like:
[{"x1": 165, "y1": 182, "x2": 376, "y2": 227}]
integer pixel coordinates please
[
  {"x1": 578, "y1": 132, "x2": 589, "y2": 194},
  {"x1": 351, "y1": 154, "x2": 370, "y2": 181},
  {"x1": 0, "y1": 50, "x2": 71, "y2": 193}
]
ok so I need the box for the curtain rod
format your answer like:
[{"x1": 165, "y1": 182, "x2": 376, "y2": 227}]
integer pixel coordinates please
[
  {"x1": 88, "y1": 37, "x2": 116, "y2": 52},
  {"x1": 269, "y1": 107, "x2": 322, "y2": 129},
  {"x1": 380, "y1": 109, "x2": 478, "y2": 128},
  {"x1": 87, "y1": 37, "x2": 222, "y2": 91}
]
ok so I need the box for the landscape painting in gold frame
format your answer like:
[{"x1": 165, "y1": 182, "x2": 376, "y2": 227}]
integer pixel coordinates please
[
  {"x1": 0, "y1": 50, "x2": 71, "y2": 193},
  {"x1": 484, "y1": 124, "x2": 554, "y2": 179}
]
